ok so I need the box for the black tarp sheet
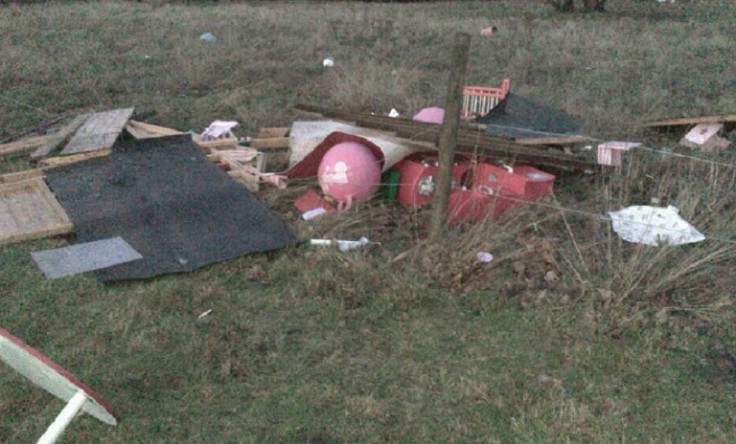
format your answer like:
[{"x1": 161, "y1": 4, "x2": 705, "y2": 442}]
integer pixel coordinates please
[
  {"x1": 46, "y1": 134, "x2": 297, "y2": 282},
  {"x1": 475, "y1": 92, "x2": 583, "y2": 138}
]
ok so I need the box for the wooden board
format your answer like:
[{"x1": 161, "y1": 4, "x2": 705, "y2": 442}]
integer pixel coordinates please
[
  {"x1": 0, "y1": 327, "x2": 119, "y2": 425},
  {"x1": 250, "y1": 137, "x2": 290, "y2": 149},
  {"x1": 195, "y1": 137, "x2": 240, "y2": 150},
  {"x1": 38, "y1": 149, "x2": 111, "y2": 169},
  {"x1": 60, "y1": 108, "x2": 134, "y2": 155},
  {"x1": 516, "y1": 135, "x2": 594, "y2": 146},
  {"x1": 0, "y1": 169, "x2": 44, "y2": 185},
  {"x1": 0, "y1": 135, "x2": 56, "y2": 158},
  {"x1": 643, "y1": 114, "x2": 736, "y2": 128},
  {"x1": 124, "y1": 124, "x2": 156, "y2": 140},
  {"x1": 256, "y1": 127, "x2": 289, "y2": 138},
  {"x1": 126, "y1": 120, "x2": 185, "y2": 138},
  {"x1": 0, "y1": 178, "x2": 73, "y2": 245},
  {"x1": 31, "y1": 114, "x2": 91, "y2": 160}
]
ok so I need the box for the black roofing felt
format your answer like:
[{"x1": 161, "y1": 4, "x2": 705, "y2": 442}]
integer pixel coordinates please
[
  {"x1": 475, "y1": 92, "x2": 584, "y2": 138},
  {"x1": 46, "y1": 134, "x2": 297, "y2": 282}
]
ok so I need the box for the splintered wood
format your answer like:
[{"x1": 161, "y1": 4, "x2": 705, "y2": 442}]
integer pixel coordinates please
[{"x1": 0, "y1": 177, "x2": 73, "y2": 245}]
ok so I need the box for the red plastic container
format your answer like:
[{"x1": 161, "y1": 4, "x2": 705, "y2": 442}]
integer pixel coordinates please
[
  {"x1": 474, "y1": 162, "x2": 554, "y2": 200},
  {"x1": 392, "y1": 154, "x2": 475, "y2": 207},
  {"x1": 391, "y1": 154, "x2": 438, "y2": 207},
  {"x1": 447, "y1": 188, "x2": 519, "y2": 225}
]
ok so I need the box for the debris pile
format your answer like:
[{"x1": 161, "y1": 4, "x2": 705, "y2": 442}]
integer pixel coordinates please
[{"x1": 1, "y1": 79, "x2": 733, "y2": 280}]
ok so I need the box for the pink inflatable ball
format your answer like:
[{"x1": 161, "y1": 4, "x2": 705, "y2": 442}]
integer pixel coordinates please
[
  {"x1": 412, "y1": 107, "x2": 445, "y2": 124},
  {"x1": 318, "y1": 142, "x2": 381, "y2": 211}
]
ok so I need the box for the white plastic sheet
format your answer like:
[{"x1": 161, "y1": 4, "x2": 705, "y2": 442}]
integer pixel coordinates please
[{"x1": 608, "y1": 205, "x2": 705, "y2": 246}]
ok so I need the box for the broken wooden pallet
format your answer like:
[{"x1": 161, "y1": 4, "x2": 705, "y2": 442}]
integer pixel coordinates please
[
  {"x1": 249, "y1": 127, "x2": 290, "y2": 170},
  {"x1": 0, "y1": 177, "x2": 73, "y2": 245},
  {"x1": 207, "y1": 148, "x2": 263, "y2": 192}
]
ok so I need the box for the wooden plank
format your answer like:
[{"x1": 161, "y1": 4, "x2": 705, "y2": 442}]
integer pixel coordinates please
[
  {"x1": 0, "y1": 178, "x2": 73, "y2": 245},
  {"x1": 38, "y1": 149, "x2": 111, "y2": 169},
  {"x1": 256, "y1": 127, "x2": 289, "y2": 138},
  {"x1": 124, "y1": 124, "x2": 155, "y2": 140},
  {"x1": 196, "y1": 138, "x2": 240, "y2": 151},
  {"x1": 294, "y1": 103, "x2": 599, "y2": 171},
  {"x1": 0, "y1": 135, "x2": 56, "y2": 158},
  {"x1": 249, "y1": 137, "x2": 290, "y2": 149},
  {"x1": 516, "y1": 135, "x2": 594, "y2": 146},
  {"x1": 0, "y1": 169, "x2": 44, "y2": 185},
  {"x1": 61, "y1": 108, "x2": 134, "y2": 155},
  {"x1": 216, "y1": 149, "x2": 260, "y2": 163},
  {"x1": 31, "y1": 114, "x2": 91, "y2": 160},
  {"x1": 127, "y1": 120, "x2": 185, "y2": 137},
  {"x1": 642, "y1": 114, "x2": 736, "y2": 128}
]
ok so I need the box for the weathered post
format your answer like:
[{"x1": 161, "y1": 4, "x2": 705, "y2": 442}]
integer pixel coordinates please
[{"x1": 429, "y1": 32, "x2": 471, "y2": 241}]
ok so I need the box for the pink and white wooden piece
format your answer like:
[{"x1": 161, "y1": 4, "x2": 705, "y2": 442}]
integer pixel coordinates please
[{"x1": 0, "y1": 327, "x2": 119, "y2": 443}]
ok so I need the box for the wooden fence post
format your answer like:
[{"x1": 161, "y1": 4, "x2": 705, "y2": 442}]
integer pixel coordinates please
[{"x1": 429, "y1": 32, "x2": 471, "y2": 241}]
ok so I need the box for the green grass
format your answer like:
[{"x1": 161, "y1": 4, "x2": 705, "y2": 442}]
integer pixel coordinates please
[{"x1": 2, "y1": 1, "x2": 736, "y2": 442}]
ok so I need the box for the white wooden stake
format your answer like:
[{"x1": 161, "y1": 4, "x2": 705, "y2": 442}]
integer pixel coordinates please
[{"x1": 37, "y1": 389, "x2": 87, "y2": 444}]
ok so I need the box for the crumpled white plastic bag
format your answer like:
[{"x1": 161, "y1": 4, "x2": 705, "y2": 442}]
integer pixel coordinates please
[
  {"x1": 201, "y1": 120, "x2": 238, "y2": 141},
  {"x1": 608, "y1": 205, "x2": 705, "y2": 246}
]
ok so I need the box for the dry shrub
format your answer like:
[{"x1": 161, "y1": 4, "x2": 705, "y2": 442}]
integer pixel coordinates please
[
  {"x1": 400, "y1": 203, "x2": 561, "y2": 296},
  {"x1": 557, "y1": 149, "x2": 736, "y2": 322}
]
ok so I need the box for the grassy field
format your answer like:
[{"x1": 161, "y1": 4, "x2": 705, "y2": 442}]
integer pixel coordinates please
[{"x1": 2, "y1": 1, "x2": 736, "y2": 442}]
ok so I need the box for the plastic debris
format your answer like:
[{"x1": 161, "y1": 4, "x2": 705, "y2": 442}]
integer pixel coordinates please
[
  {"x1": 323, "y1": 57, "x2": 335, "y2": 67},
  {"x1": 197, "y1": 309, "x2": 213, "y2": 319},
  {"x1": 200, "y1": 32, "x2": 217, "y2": 42},
  {"x1": 597, "y1": 141, "x2": 641, "y2": 167},
  {"x1": 680, "y1": 123, "x2": 731, "y2": 153},
  {"x1": 302, "y1": 207, "x2": 327, "y2": 220},
  {"x1": 388, "y1": 108, "x2": 400, "y2": 118},
  {"x1": 412, "y1": 107, "x2": 444, "y2": 124},
  {"x1": 309, "y1": 236, "x2": 378, "y2": 252},
  {"x1": 480, "y1": 26, "x2": 497, "y2": 37},
  {"x1": 201, "y1": 121, "x2": 238, "y2": 141},
  {"x1": 608, "y1": 205, "x2": 705, "y2": 246},
  {"x1": 476, "y1": 252, "x2": 494, "y2": 263}
]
